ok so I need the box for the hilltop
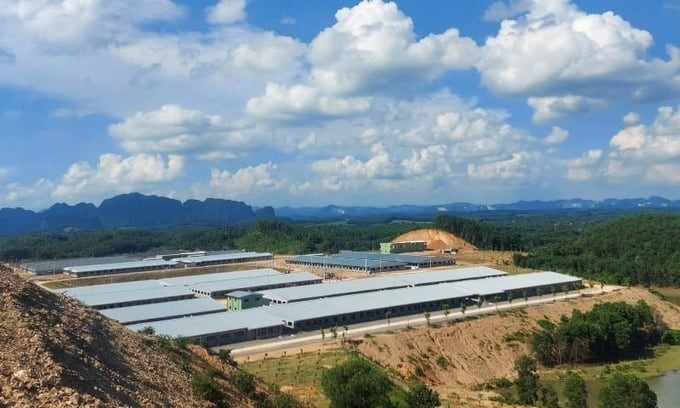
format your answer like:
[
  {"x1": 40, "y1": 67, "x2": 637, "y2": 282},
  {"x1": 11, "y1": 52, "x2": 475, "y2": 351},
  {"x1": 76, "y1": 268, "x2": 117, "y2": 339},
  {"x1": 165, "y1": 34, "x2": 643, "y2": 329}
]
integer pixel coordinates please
[{"x1": 0, "y1": 266, "x2": 297, "y2": 407}]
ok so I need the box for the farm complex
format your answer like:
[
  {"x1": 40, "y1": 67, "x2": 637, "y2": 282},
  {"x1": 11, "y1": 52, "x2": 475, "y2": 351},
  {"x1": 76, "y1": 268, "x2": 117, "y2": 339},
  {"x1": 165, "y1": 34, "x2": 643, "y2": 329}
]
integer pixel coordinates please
[{"x1": 48, "y1": 250, "x2": 583, "y2": 347}]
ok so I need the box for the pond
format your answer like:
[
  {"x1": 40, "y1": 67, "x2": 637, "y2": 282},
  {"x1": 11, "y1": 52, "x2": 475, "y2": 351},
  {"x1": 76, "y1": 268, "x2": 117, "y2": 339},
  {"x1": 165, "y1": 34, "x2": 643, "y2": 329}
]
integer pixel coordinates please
[{"x1": 647, "y1": 370, "x2": 680, "y2": 408}]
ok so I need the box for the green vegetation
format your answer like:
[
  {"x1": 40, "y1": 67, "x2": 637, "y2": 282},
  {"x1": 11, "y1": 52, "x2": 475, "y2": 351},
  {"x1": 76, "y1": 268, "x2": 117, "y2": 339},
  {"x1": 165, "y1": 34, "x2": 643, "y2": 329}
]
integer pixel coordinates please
[
  {"x1": 190, "y1": 370, "x2": 223, "y2": 404},
  {"x1": 320, "y1": 355, "x2": 394, "y2": 408},
  {"x1": 514, "y1": 355, "x2": 539, "y2": 405},
  {"x1": 599, "y1": 372, "x2": 657, "y2": 408},
  {"x1": 514, "y1": 213, "x2": 680, "y2": 286},
  {"x1": 434, "y1": 214, "x2": 522, "y2": 250},
  {"x1": 404, "y1": 381, "x2": 440, "y2": 408},
  {"x1": 529, "y1": 301, "x2": 663, "y2": 366},
  {"x1": 563, "y1": 371, "x2": 587, "y2": 408}
]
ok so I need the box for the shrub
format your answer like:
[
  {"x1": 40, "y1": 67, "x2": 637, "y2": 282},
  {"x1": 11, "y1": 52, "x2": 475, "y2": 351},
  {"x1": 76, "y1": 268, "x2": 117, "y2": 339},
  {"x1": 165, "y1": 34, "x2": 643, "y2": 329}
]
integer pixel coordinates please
[{"x1": 190, "y1": 371, "x2": 223, "y2": 404}]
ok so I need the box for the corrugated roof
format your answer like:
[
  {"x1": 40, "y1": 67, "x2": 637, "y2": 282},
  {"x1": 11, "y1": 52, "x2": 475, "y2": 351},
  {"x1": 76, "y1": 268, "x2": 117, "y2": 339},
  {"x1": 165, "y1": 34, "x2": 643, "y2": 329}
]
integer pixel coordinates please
[
  {"x1": 158, "y1": 268, "x2": 281, "y2": 287},
  {"x1": 287, "y1": 254, "x2": 405, "y2": 269},
  {"x1": 100, "y1": 298, "x2": 225, "y2": 325},
  {"x1": 20, "y1": 255, "x2": 139, "y2": 273},
  {"x1": 226, "y1": 291, "x2": 257, "y2": 298},
  {"x1": 189, "y1": 272, "x2": 322, "y2": 295},
  {"x1": 64, "y1": 259, "x2": 178, "y2": 274},
  {"x1": 128, "y1": 308, "x2": 284, "y2": 338},
  {"x1": 260, "y1": 266, "x2": 506, "y2": 303},
  {"x1": 176, "y1": 252, "x2": 272, "y2": 264},
  {"x1": 338, "y1": 250, "x2": 452, "y2": 265},
  {"x1": 52, "y1": 279, "x2": 164, "y2": 297},
  {"x1": 452, "y1": 272, "x2": 582, "y2": 297},
  {"x1": 74, "y1": 286, "x2": 194, "y2": 308}
]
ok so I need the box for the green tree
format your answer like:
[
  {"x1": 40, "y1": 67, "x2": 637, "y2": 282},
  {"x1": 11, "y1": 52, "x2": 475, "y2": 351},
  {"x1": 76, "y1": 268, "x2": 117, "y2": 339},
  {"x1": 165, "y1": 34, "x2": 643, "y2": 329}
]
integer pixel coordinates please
[
  {"x1": 424, "y1": 311, "x2": 431, "y2": 326},
  {"x1": 321, "y1": 356, "x2": 393, "y2": 408},
  {"x1": 538, "y1": 383, "x2": 559, "y2": 408},
  {"x1": 460, "y1": 303, "x2": 467, "y2": 316},
  {"x1": 405, "y1": 381, "x2": 440, "y2": 408},
  {"x1": 385, "y1": 310, "x2": 392, "y2": 327},
  {"x1": 514, "y1": 355, "x2": 539, "y2": 405},
  {"x1": 563, "y1": 371, "x2": 587, "y2": 408},
  {"x1": 598, "y1": 373, "x2": 657, "y2": 408},
  {"x1": 493, "y1": 295, "x2": 501, "y2": 312},
  {"x1": 442, "y1": 303, "x2": 450, "y2": 323}
]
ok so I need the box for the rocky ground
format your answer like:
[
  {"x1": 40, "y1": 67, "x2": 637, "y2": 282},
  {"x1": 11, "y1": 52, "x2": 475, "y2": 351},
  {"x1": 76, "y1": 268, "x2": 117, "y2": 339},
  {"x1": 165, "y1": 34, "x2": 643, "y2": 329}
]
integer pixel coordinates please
[{"x1": 0, "y1": 265, "x2": 254, "y2": 407}]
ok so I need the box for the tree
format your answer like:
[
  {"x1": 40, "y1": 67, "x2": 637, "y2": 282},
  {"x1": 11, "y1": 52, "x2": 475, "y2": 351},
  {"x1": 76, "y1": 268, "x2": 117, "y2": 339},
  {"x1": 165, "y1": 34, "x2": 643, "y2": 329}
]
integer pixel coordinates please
[
  {"x1": 385, "y1": 310, "x2": 392, "y2": 328},
  {"x1": 563, "y1": 371, "x2": 587, "y2": 408},
  {"x1": 476, "y1": 298, "x2": 484, "y2": 311},
  {"x1": 442, "y1": 303, "x2": 450, "y2": 323},
  {"x1": 493, "y1": 295, "x2": 501, "y2": 312},
  {"x1": 538, "y1": 383, "x2": 559, "y2": 408},
  {"x1": 139, "y1": 326, "x2": 155, "y2": 335},
  {"x1": 537, "y1": 287, "x2": 543, "y2": 298},
  {"x1": 460, "y1": 303, "x2": 467, "y2": 316},
  {"x1": 514, "y1": 355, "x2": 539, "y2": 405},
  {"x1": 331, "y1": 326, "x2": 338, "y2": 339},
  {"x1": 321, "y1": 356, "x2": 393, "y2": 408},
  {"x1": 523, "y1": 290, "x2": 529, "y2": 304},
  {"x1": 508, "y1": 292, "x2": 514, "y2": 304},
  {"x1": 405, "y1": 381, "x2": 440, "y2": 408},
  {"x1": 598, "y1": 373, "x2": 657, "y2": 408},
  {"x1": 424, "y1": 311, "x2": 431, "y2": 326},
  {"x1": 321, "y1": 327, "x2": 325, "y2": 339}
]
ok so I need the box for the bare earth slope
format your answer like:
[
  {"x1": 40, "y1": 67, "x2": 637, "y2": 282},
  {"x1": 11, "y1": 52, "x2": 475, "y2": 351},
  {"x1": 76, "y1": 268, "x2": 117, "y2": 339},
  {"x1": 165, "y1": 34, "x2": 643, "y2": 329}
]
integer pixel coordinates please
[
  {"x1": 356, "y1": 288, "x2": 680, "y2": 405},
  {"x1": 0, "y1": 267, "x2": 210, "y2": 408},
  {"x1": 392, "y1": 228, "x2": 477, "y2": 251}
]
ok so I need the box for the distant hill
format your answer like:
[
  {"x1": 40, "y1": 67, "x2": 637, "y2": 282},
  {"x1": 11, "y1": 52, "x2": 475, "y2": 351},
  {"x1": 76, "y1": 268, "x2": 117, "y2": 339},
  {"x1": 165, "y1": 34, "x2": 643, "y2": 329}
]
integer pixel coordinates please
[
  {"x1": 0, "y1": 193, "x2": 275, "y2": 236},
  {"x1": 276, "y1": 196, "x2": 680, "y2": 219}
]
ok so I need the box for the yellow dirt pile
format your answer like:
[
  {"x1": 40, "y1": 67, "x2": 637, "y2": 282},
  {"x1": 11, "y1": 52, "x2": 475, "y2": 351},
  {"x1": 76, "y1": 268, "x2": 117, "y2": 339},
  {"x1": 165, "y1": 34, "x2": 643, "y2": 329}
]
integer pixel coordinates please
[{"x1": 392, "y1": 228, "x2": 477, "y2": 251}]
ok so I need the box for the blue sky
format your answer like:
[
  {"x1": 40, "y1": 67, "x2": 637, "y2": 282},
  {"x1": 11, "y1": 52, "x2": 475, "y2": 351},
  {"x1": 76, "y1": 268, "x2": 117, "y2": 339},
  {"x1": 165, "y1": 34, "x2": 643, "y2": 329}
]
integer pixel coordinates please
[{"x1": 0, "y1": 0, "x2": 679, "y2": 210}]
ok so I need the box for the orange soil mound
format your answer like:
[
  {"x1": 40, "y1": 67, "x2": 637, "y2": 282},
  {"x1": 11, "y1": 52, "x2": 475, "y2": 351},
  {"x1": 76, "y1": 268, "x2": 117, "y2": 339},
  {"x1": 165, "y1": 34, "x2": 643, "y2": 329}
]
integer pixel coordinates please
[{"x1": 393, "y1": 228, "x2": 477, "y2": 251}]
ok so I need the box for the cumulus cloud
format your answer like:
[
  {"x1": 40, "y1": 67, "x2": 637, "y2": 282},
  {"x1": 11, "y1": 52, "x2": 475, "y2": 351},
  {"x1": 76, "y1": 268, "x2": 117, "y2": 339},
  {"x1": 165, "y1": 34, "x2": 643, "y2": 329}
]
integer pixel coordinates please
[
  {"x1": 528, "y1": 95, "x2": 607, "y2": 122},
  {"x1": 467, "y1": 152, "x2": 541, "y2": 180},
  {"x1": 52, "y1": 153, "x2": 185, "y2": 200},
  {"x1": 206, "y1": 0, "x2": 247, "y2": 24},
  {"x1": 0, "y1": 0, "x2": 182, "y2": 51},
  {"x1": 565, "y1": 149, "x2": 602, "y2": 181},
  {"x1": 307, "y1": 0, "x2": 479, "y2": 96},
  {"x1": 544, "y1": 126, "x2": 569, "y2": 145},
  {"x1": 208, "y1": 162, "x2": 284, "y2": 198},
  {"x1": 479, "y1": 0, "x2": 680, "y2": 119},
  {"x1": 246, "y1": 83, "x2": 372, "y2": 122}
]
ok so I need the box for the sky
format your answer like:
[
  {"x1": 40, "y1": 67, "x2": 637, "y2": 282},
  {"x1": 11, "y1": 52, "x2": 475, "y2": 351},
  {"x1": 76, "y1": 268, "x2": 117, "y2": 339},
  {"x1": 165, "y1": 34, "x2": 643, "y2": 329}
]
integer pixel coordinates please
[{"x1": 0, "y1": 0, "x2": 679, "y2": 210}]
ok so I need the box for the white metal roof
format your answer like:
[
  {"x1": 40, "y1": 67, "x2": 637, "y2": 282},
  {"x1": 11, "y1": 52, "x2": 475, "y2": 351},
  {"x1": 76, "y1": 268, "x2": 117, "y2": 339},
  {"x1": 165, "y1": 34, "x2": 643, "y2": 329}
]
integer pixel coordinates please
[
  {"x1": 100, "y1": 298, "x2": 225, "y2": 325},
  {"x1": 175, "y1": 252, "x2": 272, "y2": 264},
  {"x1": 158, "y1": 268, "x2": 281, "y2": 287},
  {"x1": 74, "y1": 286, "x2": 194, "y2": 307},
  {"x1": 188, "y1": 272, "x2": 322, "y2": 295},
  {"x1": 128, "y1": 308, "x2": 284, "y2": 338},
  {"x1": 52, "y1": 279, "x2": 165, "y2": 297},
  {"x1": 260, "y1": 266, "x2": 506, "y2": 303},
  {"x1": 63, "y1": 259, "x2": 178, "y2": 274}
]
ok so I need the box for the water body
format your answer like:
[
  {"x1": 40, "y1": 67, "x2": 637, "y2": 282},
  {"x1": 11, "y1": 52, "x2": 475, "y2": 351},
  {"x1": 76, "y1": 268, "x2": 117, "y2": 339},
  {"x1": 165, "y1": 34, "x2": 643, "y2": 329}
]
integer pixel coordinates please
[{"x1": 647, "y1": 370, "x2": 680, "y2": 408}]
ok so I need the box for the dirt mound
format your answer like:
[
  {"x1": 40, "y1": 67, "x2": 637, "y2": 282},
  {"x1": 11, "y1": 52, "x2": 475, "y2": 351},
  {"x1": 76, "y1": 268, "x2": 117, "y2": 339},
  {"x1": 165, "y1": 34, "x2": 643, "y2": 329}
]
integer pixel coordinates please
[
  {"x1": 393, "y1": 228, "x2": 476, "y2": 251},
  {"x1": 0, "y1": 266, "x2": 256, "y2": 408}
]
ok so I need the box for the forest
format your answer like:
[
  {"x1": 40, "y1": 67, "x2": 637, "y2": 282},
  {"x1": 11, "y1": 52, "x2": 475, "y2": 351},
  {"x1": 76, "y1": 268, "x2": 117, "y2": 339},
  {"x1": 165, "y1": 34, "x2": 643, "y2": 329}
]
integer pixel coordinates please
[
  {"x1": 529, "y1": 301, "x2": 665, "y2": 366},
  {"x1": 1, "y1": 210, "x2": 677, "y2": 288},
  {"x1": 513, "y1": 213, "x2": 680, "y2": 286}
]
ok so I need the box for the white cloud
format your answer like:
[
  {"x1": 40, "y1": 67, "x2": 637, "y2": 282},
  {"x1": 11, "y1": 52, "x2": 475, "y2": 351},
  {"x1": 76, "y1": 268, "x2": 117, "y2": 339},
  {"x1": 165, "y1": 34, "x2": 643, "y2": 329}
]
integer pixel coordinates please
[
  {"x1": 307, "y1": 0, "x2": 479, "y2": 96},
  {"x1": 206, "y1": 0, "x2": 247, "y2": 25},
  {"x1": 544, "y1": 126, "x2": 569, "y2": 145},
  {"x1": 528, "y1": 95, "x2": 607, "y2": 122},
  {"x1": 281, "y1": 17, "x2": 296, "y2": 25},
  {"x1": 483, "y1": 0, "x2": 532, "y2": 22},
  {"x1": 565, "y1": 149, "x2": 602, "y2": 181},
  {"x1": 3, "y1": 179, "x2": 54, "y2": 208},
  {"x1": 207, "y1": 162, "x2": 284, "y2": 198},
  {"x1": 246, "y1": 83, "x2": 372, "y2": 122},
  {"x1": 0, "y1": 0, "x2": 182, "y2": 51},
  {"x1": 623, "y1": 112, "x2": 640, "y2": 125},
  {"x1": 467, "y1": 152, "x2": 540, "y2": 180},
  {"x1": 52, "y1": 153, "x2": 185, "y2": 201},
  {"x1": 479, "y1": 0, "x2": 680, "y2": 119}
]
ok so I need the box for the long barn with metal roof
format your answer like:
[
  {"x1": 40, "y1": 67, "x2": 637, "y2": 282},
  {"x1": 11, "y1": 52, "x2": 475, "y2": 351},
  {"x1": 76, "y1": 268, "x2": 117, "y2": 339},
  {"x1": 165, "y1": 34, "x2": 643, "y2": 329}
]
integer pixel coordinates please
[
  {"x1": 100, "y1": 298, "x2": 225, "y2": 325},
  {"x1": 175, "y1": 251, "x2": 273, "y2": 267},
  {"x1": 338, "y1": 251, "x2": 454, "y2": 267},
  {"x1": 63, "y1": 259, "x2": 179, "y2": 278},
  {"x1": 286, "y1": 254, "x2": 407, "y2": 273},
  {"x1": 261, "y1": 266, "x2": 506, "y2": 304},
  {"x1": 131, "y1": 270, "x2": 582, "y2": 347},
  {"x1": 188, "y1": 272, "x2": 322, "y2": 298},
  {"x1": 74, "y1": 286, "x2": 195, "y2": 309},
  {"x1": 158, "y1": 268, "x2": 282, "y2": 287}
]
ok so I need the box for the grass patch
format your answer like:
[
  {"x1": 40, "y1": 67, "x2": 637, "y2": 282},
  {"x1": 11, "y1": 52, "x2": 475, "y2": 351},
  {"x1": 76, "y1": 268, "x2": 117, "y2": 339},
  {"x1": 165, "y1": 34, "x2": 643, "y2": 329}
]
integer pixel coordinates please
[
  {"x1": 241, "y1": 349, "x2": 350, "y2": 408},
  {"x1": 650, "y1": 287, "x2": 680, "y2": 305}
]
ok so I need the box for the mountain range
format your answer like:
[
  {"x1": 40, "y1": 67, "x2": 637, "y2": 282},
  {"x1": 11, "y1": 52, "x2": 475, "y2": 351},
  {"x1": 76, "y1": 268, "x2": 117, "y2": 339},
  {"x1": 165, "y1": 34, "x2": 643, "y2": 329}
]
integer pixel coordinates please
[{"x1": 0, "y1": 193, "x2": 678, "y2": 236}]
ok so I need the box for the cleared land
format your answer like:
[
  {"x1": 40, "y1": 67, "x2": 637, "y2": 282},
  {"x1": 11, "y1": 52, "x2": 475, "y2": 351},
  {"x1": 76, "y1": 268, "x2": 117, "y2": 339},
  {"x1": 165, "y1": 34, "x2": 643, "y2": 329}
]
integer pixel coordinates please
[
  {"x1": 242, "y1": 287, "x2": 680, "y2": 408},
  {"x1": 392, "y1": 228, "x2": 477, "y2": 251}
]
